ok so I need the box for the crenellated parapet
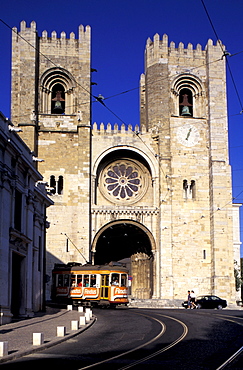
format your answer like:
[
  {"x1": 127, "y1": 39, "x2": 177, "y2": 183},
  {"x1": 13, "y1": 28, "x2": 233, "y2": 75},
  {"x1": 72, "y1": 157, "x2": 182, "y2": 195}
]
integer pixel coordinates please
[
  {"x1": 12, "y1": 20, "x2": 90, "y2": 48},
  {"x1": 145, "y1": 33, "x2": 225, "y2": 68},
  {"x1": 40, "y1": 24, "x2": 90, "y2": 49},
  {"x1": 92, "y1": 122, "x2": 146, "y2": 136}
]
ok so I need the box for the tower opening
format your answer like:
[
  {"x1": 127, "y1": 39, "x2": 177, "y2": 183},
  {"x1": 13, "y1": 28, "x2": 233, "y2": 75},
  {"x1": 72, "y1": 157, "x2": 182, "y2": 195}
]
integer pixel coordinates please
[
  {"x1": 51, "y1": 83, "x2": 65, "y2": 114},
  {"x1": 179, "y1": 88, "x2": 193, "y2": 116}
]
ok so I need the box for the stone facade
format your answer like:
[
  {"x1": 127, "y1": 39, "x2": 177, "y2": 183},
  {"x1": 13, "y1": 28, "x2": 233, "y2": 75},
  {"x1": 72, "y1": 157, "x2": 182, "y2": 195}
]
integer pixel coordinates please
[
  {"x1": 0, "y1": 112, "x2": 53, "y2": 324},
  {"x1": 10, "y1": 21, "x2": 241, "y2": 306}
]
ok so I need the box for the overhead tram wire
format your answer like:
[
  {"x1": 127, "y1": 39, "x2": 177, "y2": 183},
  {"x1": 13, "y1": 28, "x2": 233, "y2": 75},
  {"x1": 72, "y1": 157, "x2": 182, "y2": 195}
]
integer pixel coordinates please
[
  {"x1": 2, "y1": 17, "x2": 243, "y2": 119},
  {"x1": 1, "y1": 18, "x2": 241, "y2": 202},
  {"x1": 1, "y1": 20, "x2": 240, "y2": 227},
  {"x1": 0, "y1": 18, "x2": 95, "y2": 104},
  {"x1": 0, "y1": 18, "x2": 172, "y2": 199},
  {"x1": 200, "y1": 0, "x2": 243, "y2": 113},
  {"x1": 3, "y1": 16, "x2": 242, "y2": 126}
]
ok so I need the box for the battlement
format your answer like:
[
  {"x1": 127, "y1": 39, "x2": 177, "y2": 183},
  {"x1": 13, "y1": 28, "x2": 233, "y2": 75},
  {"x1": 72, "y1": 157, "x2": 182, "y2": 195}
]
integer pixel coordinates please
[
  {"x1": 92, "y1": 122, "x2": 145, "y2": 136},
  {"x1": 12, "y1": 20, "x2": 90, "y2": 48},
  {"x1": 145, "y1": 33, "x2": 225, "y2": 68}
]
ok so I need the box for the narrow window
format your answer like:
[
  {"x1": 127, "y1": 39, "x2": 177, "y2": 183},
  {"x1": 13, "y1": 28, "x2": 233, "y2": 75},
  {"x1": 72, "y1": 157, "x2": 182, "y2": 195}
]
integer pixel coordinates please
[
  {"x1": 179, "y1": 88, "x2": 193, "y2": 116},
  {"x1": 183, "y1": 180, "x2": 188, "y2": 199},
  {"x1": 50, "y1": 175, "x2": 56, "y2": 194},
  {"x1": 57, "y1": 176, "x2": 63, "y2": 195},
  {"x1": 51, "y1": 83, "x2": 65, "y2": 114},
  {"x1": 203, "y1": 250, "x2": 206, "y2": 259},
  {"x1": 190, "y1": 180, "x2": 196, "y2": 199},
  {"x1": 14, "y1": 189, "x2": 22, "y2": 231}
]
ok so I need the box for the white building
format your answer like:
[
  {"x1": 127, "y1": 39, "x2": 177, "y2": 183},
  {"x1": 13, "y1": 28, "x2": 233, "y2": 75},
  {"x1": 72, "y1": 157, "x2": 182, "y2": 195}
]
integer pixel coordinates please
[{"x1": 0, "y1": 112, "x2": 53, "y2": 324}]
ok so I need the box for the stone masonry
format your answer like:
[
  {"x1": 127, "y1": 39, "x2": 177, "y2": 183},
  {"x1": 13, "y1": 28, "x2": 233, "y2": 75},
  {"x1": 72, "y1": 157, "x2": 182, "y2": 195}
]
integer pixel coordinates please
[{"x1": 10, "y1": 22, "x2": 240, "y2": 305}]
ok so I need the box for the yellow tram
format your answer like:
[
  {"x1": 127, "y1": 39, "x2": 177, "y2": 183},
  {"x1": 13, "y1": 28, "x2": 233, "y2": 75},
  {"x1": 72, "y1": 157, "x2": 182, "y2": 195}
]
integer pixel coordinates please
[{"x1": 51, "y1": 262, "x2": 129, "y2": 308}]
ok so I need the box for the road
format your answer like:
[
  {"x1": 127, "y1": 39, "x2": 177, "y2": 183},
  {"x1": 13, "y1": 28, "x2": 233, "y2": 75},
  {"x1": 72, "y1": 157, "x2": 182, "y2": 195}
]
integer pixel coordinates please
[{"x1": 1, "y1": 308, "x2": 243, "y2": 369}]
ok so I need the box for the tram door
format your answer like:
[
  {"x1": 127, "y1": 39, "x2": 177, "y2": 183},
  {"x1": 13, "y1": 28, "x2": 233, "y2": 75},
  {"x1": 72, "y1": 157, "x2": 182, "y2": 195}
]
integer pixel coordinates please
[{"x1": 100, "y1": 274, "x2": 109, "y2": 299}]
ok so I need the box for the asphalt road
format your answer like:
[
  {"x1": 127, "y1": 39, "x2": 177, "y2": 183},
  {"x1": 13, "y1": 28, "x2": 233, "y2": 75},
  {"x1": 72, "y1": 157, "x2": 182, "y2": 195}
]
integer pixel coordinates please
[{"x1": 1, "y1": 308, "x2": 243, "y2": 369}]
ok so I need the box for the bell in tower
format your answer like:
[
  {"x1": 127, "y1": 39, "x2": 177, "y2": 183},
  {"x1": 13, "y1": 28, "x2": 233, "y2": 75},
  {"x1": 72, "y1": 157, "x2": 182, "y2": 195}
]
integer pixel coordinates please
[
  {"x1": 179, "y1": 90, "x2": 193, "y2": 116},
  {"x1": 51, "y1": 85, "x2": 65, "y2": 114}
]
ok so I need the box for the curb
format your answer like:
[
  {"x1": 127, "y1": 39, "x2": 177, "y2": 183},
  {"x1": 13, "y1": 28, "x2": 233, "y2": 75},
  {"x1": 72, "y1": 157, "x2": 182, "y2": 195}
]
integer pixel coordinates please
[{"x1": 0, "y1": 316, "x2": 96, "y2": 364}]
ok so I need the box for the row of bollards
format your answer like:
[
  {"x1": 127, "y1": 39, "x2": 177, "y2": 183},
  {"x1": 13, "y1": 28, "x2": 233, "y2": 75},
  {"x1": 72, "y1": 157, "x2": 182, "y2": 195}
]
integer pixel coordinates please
[{"x1": 0, "y1": 306, "x2": 92, "y2": 357}]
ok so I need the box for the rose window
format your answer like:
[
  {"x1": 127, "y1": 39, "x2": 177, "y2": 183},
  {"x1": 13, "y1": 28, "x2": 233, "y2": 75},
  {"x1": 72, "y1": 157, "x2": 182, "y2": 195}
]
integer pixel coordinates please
[{"x1": 101, "y1": 161, "x2": 147, "y2": 203}]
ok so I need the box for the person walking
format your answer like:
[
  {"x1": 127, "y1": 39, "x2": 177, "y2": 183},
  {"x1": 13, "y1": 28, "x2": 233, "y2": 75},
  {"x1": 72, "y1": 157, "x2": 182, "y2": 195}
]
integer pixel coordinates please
[
  {"x1": 190, "y1": 290, "x2": 196, "y2": 309},
  {"x1": 187, "y1": 290, "x2": 191, "y2": 309}
]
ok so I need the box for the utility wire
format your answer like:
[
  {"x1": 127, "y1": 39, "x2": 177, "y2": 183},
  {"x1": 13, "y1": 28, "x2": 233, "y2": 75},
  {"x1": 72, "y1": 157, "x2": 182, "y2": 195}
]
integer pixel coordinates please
[
  {"x1": 1, "y1": 18, "x2": 241, "y2": 202},
  {"x1": 200, "y1": 0, "x2": 243, "y2": 111}
]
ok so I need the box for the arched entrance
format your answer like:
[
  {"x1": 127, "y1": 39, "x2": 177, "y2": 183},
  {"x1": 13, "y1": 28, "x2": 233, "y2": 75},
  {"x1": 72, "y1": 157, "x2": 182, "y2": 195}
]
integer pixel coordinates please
[{"x1": 92, "y1": 221, "x2": 155, "y2": 299}]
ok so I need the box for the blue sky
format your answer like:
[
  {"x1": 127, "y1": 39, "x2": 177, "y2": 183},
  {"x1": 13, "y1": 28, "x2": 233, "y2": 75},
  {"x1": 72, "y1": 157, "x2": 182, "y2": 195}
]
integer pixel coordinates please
[{"x1": 1, "y1": 0, "x2": 243, "y2": 255}]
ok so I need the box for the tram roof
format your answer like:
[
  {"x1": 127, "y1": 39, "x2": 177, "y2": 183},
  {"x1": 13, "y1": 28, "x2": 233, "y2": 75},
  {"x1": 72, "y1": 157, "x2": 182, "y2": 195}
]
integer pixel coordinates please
[{"x1": 53, "y1": 262, "x2": 128, "y2": 273}]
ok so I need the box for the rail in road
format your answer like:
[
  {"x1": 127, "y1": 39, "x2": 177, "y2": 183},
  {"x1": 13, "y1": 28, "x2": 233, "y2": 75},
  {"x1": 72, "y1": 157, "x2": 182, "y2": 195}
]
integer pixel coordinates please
[
  {"x1": 1, "y1": 308, "x2": 243, "y2": 369},
  {"x1": 77, "y1": 310, "x2": 243, "y2": 370}
]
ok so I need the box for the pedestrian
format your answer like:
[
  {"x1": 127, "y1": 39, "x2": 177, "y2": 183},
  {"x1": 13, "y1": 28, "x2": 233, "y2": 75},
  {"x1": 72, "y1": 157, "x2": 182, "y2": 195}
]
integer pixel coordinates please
[
  {"x1": 190, "y1": 290, "x2": 196, "y2": 309},
  {"x1": 187, "y1": 290, "x2": 191, "y2": 309}
]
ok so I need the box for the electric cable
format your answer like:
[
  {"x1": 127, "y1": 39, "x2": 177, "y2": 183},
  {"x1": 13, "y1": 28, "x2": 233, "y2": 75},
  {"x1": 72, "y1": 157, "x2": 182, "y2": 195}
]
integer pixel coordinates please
[
  {"x1": 200, "y1": 0, "x2": 243, "y2": 112},
  {"x1": 1, "y1": 17, "x2": 241, "y2": 204}
]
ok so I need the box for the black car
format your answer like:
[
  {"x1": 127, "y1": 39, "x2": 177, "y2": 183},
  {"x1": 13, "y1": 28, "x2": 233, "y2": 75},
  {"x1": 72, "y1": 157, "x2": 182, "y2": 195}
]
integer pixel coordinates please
[{"x1": 182, "y1": 295, "x2": 227, "y2": 309}]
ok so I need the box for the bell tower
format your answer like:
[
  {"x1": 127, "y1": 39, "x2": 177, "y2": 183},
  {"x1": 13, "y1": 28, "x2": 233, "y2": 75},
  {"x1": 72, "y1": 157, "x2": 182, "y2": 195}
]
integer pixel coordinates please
[
  {"x1": 140, "y1": 34, "x2": 235, "y2": 300},
  {"x1": 11, "y1": 21, "x2": 92, "y2": 296}
]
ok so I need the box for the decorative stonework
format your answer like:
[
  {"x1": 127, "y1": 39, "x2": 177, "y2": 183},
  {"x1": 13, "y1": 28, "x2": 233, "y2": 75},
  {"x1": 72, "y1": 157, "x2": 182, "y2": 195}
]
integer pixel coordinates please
[{"x1": 100, "y1": 160, "x2": 148, "y2": 204}]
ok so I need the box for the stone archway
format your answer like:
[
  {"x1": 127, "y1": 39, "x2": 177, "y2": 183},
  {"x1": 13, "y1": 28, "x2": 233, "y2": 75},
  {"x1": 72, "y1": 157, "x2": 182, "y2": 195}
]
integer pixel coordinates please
[{"x1": 92, "y1": 221, "x2": 155, "y2": 299}]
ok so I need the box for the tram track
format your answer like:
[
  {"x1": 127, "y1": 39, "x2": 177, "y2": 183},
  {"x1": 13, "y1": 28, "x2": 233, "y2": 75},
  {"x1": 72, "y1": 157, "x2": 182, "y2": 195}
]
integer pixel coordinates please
[
  {"x1": 173, "y1": 310, "x2": 243, "y2": 370},
  {"x1": 177, "y1": 310, "x2": 243, "y2": 370},
  {"x1": 211, "y1": 313, "x2": 243, "y2": 369},
  {"x1": 78, "y1": 310, "x2": 189, "y2": 370}
]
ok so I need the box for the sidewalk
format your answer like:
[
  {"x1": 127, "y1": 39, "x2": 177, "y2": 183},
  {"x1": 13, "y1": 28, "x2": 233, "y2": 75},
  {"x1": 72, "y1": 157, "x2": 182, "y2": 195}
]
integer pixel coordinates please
[{"x1": 0, "y1": 305, "x2": 96, "y2": 364}]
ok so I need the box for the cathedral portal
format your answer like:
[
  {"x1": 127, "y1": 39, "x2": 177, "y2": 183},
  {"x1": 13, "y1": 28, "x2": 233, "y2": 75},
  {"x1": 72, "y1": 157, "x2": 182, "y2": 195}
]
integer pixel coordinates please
[{"x1": 92, "y1": 221, "x2": 154, "y2": 299}]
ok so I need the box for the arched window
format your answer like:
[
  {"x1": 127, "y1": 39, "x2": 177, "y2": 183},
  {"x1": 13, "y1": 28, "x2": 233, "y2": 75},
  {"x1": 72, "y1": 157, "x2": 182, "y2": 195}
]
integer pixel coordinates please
[
  {"x1": 51, "y1": 83, "x2": 65, "y2": 114},
  {"x1": 183, "y1": 179, "x2": 196, "y2": 200},
  {"x1": 49, "y1": 175, "x2": 64, "y2": 195},
  {"x1": 190, "y1": 180, "x2": 196, "y2": 199},
  {"x1": 57, "y1": 176, "x2": 64, "y2": 195},
  {"x1": 183, "y1": 180, "x2": 188, "y2": 199},
  {"x1": 179, "y1": 88, "x2": 193, "y2": 116},
  {"x1": 40, "y1": 68, "x2": 76, "y2": 115},
  {"x1": 50, "y1": 175, "x2": 56, "y2": 194},
  {"x1": 171, "y1": 74, "x2": 204, "y2": 118}
]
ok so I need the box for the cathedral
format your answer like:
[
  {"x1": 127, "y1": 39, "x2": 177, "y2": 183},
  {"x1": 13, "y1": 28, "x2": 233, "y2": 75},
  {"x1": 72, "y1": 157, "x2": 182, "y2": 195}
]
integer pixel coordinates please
[{"x1": 11, "y1": 20, "x2": 241, "y2": 306}]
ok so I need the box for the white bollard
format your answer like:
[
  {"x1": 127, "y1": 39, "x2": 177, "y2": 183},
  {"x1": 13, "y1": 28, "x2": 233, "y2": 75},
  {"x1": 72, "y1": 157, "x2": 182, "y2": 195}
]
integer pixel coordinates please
[
  {"x1": 67, "y1": 305, "x2": 73, "y2": 311},
  {"x1": 0, "y1": 342, "x2": 8, "y2": 357},
  {"x1": 78, "y1": 306, "x2": 84, "y2": 313},
  {"x1": 85, "y1": 311, "x2": 90, "y2": 322},
  {"x1": 57, "y1": 326, "x2": 66, "y2": 337},
  {"x1": 85, "y1": 308, "x2": 92, "y2": 319},
  {"x1": 33, "y1": 333, "x2": 44, "y2": 346},
  {"x1": 79, "y1": 315, "x2": 86, "y2": 326},
  {"x1": 71, "y1": 320, "x2": 79, "y2": 330}
]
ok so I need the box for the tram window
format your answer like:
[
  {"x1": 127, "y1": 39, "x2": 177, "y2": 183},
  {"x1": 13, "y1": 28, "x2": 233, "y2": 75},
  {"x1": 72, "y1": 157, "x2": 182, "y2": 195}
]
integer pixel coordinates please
[
  {"x1": 58, "y1": 275, "x2": 63, "y2": 287},
  {"x1": 57, "y1": 274, "x2": 70, "y2": 286},
  {"x1": 77, "y1": 275, "x2": 83, "y2": 286},
  {"x1": 111, "y1": 273, "x2": 119, "y2": 285},
  {"x1": 84, "y1": 275, "x2": 90, "y2": 287},
  {"x1": 71, "y1": 274, "x2": 76, "y2": 287},
  {"x1": 121, "y1": 274, "x2": 127, "y2": 287},
  {"x1": 90, "y1": 274, "x2": 97, "y2": 287}
]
